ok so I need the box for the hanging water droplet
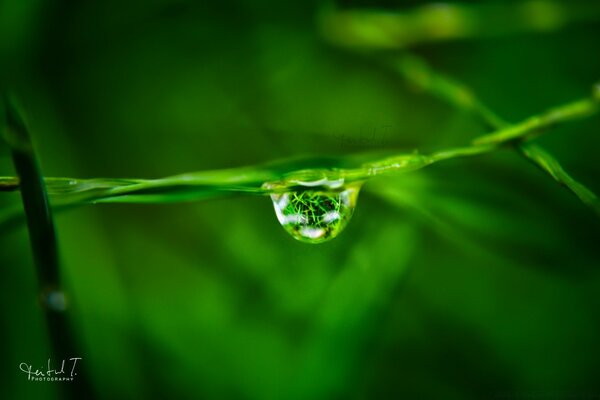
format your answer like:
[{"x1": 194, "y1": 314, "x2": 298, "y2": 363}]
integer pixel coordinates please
[{"x1": 264, "y1": 178, "x2": 360, "y2": 244}]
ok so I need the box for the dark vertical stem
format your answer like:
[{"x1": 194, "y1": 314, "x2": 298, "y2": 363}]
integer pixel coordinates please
[{"x1": 1, "y1": 95, "x2": 95, "y2": 400}]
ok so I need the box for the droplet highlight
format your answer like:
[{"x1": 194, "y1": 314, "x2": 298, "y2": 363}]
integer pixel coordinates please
[{"x1": 265, "y1": 179, "x2": 360, "y2": 244}]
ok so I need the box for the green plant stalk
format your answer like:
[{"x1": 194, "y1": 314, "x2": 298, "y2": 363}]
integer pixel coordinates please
[
  {"x1": 384, "y1": 52, "x2": 600, "y2": 215},
  {"x1": 519, "y1": 142, "x2": 600, "y2": 215},
  {"x1": 473, "y1": 98, "x2": 598, "y2": 144},
  {"x1": 320, "y1": 1, "x2": 600, "y2": 215},
  {"x1": 0, "y1": 92, "x2": 596, "y2": 222},
  {"x1": 1, "y1": 96, "x2": 94, "y2": 400}
]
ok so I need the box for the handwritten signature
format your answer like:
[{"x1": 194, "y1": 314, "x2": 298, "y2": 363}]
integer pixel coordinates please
[{"x1": 19, "y1": 358, "x2": 81, "y2": 382}]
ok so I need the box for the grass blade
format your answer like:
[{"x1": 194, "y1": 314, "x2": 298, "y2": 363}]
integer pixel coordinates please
[
  {"x1": 1, "y1": 95, "x2": 95, "y2": 400},
  {"x1": 519, "y1": 142, "x2": 600, "y2": 215}
]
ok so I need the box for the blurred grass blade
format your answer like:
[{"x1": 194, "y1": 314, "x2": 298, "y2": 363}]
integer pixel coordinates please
[
  {"x1": 319, "y1": 1, "x2": 600, "y2": 50},
  {"x1": 519, "y1": 142, "x2": 600, "y2": 215},
  {"x1": 1, "y1": 94, "x2": 95, "y2": 400},
  {"x1": 1, "y1": 95, "x2": 60, "y2": 287},
  {"x1": 388, "y1": 54, "x2": 509, "y2": 130}
]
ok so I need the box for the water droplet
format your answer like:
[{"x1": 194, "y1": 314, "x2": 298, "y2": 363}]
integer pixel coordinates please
[
  {"x1": 40, "y1": 288, "x2": 68, "y2": 312},
  {"x1": 265, "y1": 178, "x2": 360, "y2": 244}
]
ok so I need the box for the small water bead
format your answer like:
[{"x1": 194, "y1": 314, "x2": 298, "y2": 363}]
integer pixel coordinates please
[
  {"x1": 265, "y1": 178, "x2": 361, "y2": 244},
  {"x1": 40, "y1": 288, "x2": 68, "y2": 312}
]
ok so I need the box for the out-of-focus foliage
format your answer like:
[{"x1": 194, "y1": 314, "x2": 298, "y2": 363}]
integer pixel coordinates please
[{"x1": 1, "y1": 1, "x2": 600, "y2": 399}]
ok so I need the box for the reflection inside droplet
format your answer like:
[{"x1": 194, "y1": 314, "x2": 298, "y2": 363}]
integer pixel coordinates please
[{"x1": 265, "y1": 179, "x2": 360, "y2": 244}]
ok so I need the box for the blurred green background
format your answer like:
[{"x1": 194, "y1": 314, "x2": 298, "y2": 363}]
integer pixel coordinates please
[{"x1": 1, "y1": 0, "x2": 600, "y2": 399}]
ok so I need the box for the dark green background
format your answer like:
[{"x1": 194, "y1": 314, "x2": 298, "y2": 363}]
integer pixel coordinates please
[{"x1": 1, "y1": 0, "x2": 600, "y2": 399}]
